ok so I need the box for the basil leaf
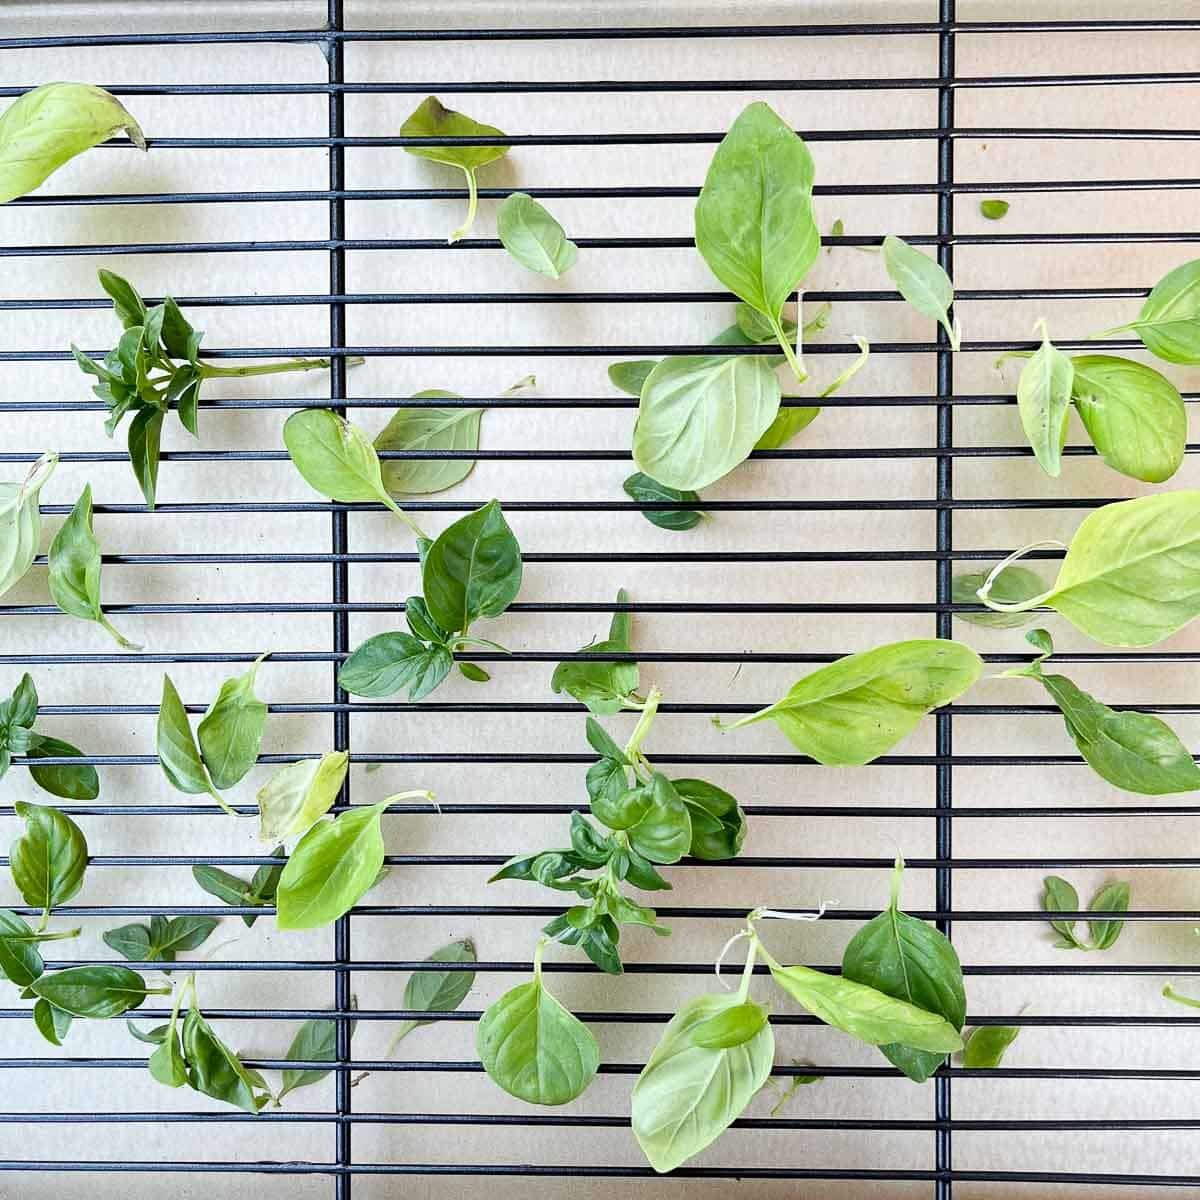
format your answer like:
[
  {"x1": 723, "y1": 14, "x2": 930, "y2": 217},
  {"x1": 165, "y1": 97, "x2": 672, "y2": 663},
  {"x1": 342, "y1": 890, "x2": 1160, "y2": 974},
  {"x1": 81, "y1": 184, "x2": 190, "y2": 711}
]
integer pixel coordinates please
[
  {"x1": 1016, "y1": 326, "x2": 1073, "y2": 477},
  {"x1": 2, "y1": 672, "x2": 37, "y2": 730},
  {"x1": 952, "y1": 565, "x2": 1045, "y2": 629},
  {"x1": 735, "y1": 305, "x2": 798, "y2": 347},
  {"x1": 608, "y1": 360, "x2": 657, "y2": 397},
  {"x1": 48, "y1": 484, "x2": 140, "y2": 650},
  {"x1": 671, "y1": 778, "x2": 745, "y2": 860},
  {"x1": 842, "y1": 857, "x2": 966, "y2": 1082},
  {"x1": 1042, "y1": 875, "x2": 1089, "y2": 950},
  {"x1": 197, "y1": 654, "x2": 269, "y2": 790},
  {"x1": 547, "y1": 909, "x2": 623, "y2": 975},
  {"x1": 980, "y1": 199, "x2": 1010, "y2": 220},
  {"x1": 478, "y1": 958, "x2": 599, "y2": 1105},
  {"x1": 422, "y1": 500, "x2": 522, "y2": 634},
  {"x1": 387, "y1": 938, "x2": 477, "y2": 1050},
  {"x1": 882, "y1": 235, "x2": 960, "y2": 350},
  {"x1": 32, "y1": 997, "x2": 72, "y2": 1046},
  {"x1": 0, "y1": 453, "x2": 56, "y2": 600},
  {"x1": 0, "y1": 908, "x2": 45, "y2": 987},
  {"x1": 497, "y1": 192, "x2": 578, "y2": 278},
  {"x1": 182, "y1": 1006, "x2": 267, "y2": 1113},
  {"x1": 1132, "y1": 257, "x2": 1200, "y2": 364},
  {"x1": 399, "y1": 96, "x2": 509, "y2": 243},
  {"x1": 458, "y1": 661, "x2": 489, "y2": 683},
  {"x1": 148, "y1": 1025, "x2": 188, "y2": 1088},
  {"x1": 97, "y1": 270, "x2": 147, "y2": 330},
  {"x1": 589, "y1": 768, "x2": 644, "y2": 830},
  {"x1": 754, "y1": 404, "x2": 820, "y2": 451},
  {"x1": 552, "y1": 590, "x2": 639, "y2": 716},
  {"x1": 277, "y1": 1016, "x2": 339, "y2": 1101},
  {"x1": 160, "y1": 295, "x2": 195, "y2": 360},
  {"x1": 30, "y1": 964, "x2": 152, "y2": 1018},
  {"x1": 127, "y1": 1020, "x2": 169, "y2": 1045},
  {"x1": 689, "y1": 1000, "x2": 770, "y2": 1050},
  {"x1": 192, "y1": 848, "x2": 283, "y2": 927},
  {"x1": 627, "y1": 774, "x2": 692, "y2": 865},
  {"x1": 102, "y1": 923, "x2": 151, "y2": 961},
  {"x1": 585, "y1": 716, "x2": 627, "y2": 764},
  {"x1": 720, "y1": 638, "x2": 982, "y2": 765},
  {"x1": 127, "y1": 406, "x2": 164, "y2": 509},
  {"x1": 338, "y1": 632, "x2": 452, "y2": 701},
  {"x1": 1071, "y1": 355, "x2": 1185, "y2": 483},
  {"x1": 632, "y1": 992, "x2": 774, "y2": 1174},
  {"x1": 622, "y1": 473, "x2": 706, "y2": 532},
  {"x1": 375, "y1": 393, "x2": 482, "y2": 496},
  {"x1": 620, "y1": 847, "x2": 671, "y2": 892},
  {"x1": 1087, "y1": 880, "x2": 1130, "y2": 951},
  {"x1": 632, "y1": 354, "x2": 781, "y2": 491},
  {"x1": 275, "y1": 799, "x2": 392, "y2": 930},
  {"x1": 768, "y1": 962, "x2": 963, "y2": 1053},
  {"x1": 10, "y1": 800, "x2": 88, "y2": 919},
  {"x1": 26, "y1": 736, "x2": 100, "y2": 802},
  {"x1": 104, "y1": 916, "x2": 218, "y2": 964},
  {"x1": 0, "y1": 83, "x2": 146, "y2": 204},
  {"x1": 694, "y1": 101, "x2": 818, "y2": 380},
  {"x1": 157, "y1": 674, "x2": 221, "y2": 801},
  {"x1": 962, "y1": 1025, "x2": 1020, "y2": 1069},
  {"x1": 257, "y1": 751, "x2": 348, "y2": 843}
]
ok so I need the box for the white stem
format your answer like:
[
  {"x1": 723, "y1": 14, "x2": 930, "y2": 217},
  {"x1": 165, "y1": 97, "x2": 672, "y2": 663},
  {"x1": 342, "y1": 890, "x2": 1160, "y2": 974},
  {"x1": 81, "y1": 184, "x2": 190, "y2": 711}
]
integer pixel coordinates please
[
  {"x1": 976, "y1": 540, "x2": 1065, "y2": 611},
  {"x1": 714, "y1": 929, "x2": 750, "y2": 990}
]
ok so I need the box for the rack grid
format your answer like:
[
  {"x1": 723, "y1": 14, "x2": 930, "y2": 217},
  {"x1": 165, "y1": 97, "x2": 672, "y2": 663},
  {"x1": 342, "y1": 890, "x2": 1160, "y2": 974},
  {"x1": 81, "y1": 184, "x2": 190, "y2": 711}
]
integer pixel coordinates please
[{"x1": 3, "y1": 2, "x2": 1200, "y2": 1197}]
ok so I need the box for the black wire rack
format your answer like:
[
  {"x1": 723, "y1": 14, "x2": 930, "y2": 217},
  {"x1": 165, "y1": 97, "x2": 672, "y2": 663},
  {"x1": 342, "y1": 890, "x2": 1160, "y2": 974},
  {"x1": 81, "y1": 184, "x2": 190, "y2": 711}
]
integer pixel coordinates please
[{"x1": 4, "y1": 2, "x2": 1200, "y2": 1196}]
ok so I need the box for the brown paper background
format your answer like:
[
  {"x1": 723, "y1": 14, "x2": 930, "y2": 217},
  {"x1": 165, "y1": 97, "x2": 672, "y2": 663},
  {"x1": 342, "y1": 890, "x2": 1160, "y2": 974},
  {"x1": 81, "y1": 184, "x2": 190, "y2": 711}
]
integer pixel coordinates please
[{"x1": 2, "y1": 1, "x2": 1200, "y2": 1196}]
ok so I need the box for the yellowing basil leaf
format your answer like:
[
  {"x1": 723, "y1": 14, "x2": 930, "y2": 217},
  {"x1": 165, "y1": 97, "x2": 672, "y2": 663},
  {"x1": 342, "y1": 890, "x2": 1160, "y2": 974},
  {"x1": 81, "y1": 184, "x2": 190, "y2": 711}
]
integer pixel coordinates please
[
  {"x1": 0, "y1": 453, "x2": 56, "y2": 600},
  {"x1": 257, "y1": 751, "x2": 349, "y2": 843}
]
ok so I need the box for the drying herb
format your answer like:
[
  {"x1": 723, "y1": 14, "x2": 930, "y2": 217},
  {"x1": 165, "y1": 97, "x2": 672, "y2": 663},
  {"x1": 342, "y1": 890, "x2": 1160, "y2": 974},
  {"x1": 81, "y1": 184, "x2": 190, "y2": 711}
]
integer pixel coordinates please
[
  {"x1": 980, "y1": 199, "x2": 1010, "y2": 220},
  {"x1": 72, "y1": 272, "x2": 348, "y2": 508},
  {"x1": 1041, "y1": 874, "x2": 1130, "y2": 951},
  {"x1": 0, "y1": 453, "x2": 57, "y2": 601},
  {"x1": 694, "y1": 101, "x2": 819, "y2": 381},
  {"x1": 951, "y1": 564, "x2": 1046, "y2": 630},
  {"x1": 0, "y1": 907, "x2": 80, "y2": 993},
  {"x1": 1163, "y1": 985, "x2": 1200, "y2": 1009},
  {"x1": 103, "y1": 916, "x2": 219, "y2": 964},
  {"x1": 714, "y1": 638, "x2": 982, "y2": 764},
  {"x1": 754, "y1": 403, "x2": 821, "y2": 451},
  {"x1": 882, "y1": 235, "x2": 960, "y2": 350},
  {"x1": 976, "y1": 491, "x2": 1200, "y2": 646},
  {"x1": 768, "y1": 1063, "x2": 822, "y2": 1114},
  {"x1": 48, "y1": 484, "x2": 139, "y2": 650},
  {"x1": 400, "y1": 96, "x2": 509, "y2": 243},
  {"x1": 1094, "y1": 257, "x2": 1200, "y2": 365},
  {"x1": 0, "y1": 674, "x2": 99, "y2": 800},
  {"x1": 29, "y1": 964, "x2": 167, "y2": 1019},
  {"x1": 497, "y1": 192, "x2": 578, "y2": 278},
  {"x1": 622, "y1": 473, "x2": 707, "y2": 531},
  {"x1": 192, "y1": 847, "x2": 284, "y2": 927},
  {"x1": 961, "y1": 1025, "x2": 1020, "y2": 1068},
  {"x1": 0, "y1": 83, "x2": 145, "y2": 204},
  {"x1": 1003, "y1": 629, "x2": 1200, "y2": 794},
  {"x1": 478, "y1": 937, "x2": 600, "y2": 1105},
  {"x1": 10, "y1": 801, "x2": 88, "y2": 931},
  {"x1": 257, "y1": 751, "x2": 348, "y2": 842},
  {"x1": 1015, "y1": 321, "x2": 1073, "y2": 477},
  {"x1": 842, "y1": 857, "x2": 966, "y2": 1082}
]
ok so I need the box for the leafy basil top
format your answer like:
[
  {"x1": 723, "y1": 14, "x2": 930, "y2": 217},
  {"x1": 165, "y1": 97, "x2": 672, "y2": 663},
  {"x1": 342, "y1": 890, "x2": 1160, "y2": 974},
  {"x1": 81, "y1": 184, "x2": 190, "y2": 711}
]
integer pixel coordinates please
[{"x1": 0, "y1": 673, "x2": 98, "y2": 801}]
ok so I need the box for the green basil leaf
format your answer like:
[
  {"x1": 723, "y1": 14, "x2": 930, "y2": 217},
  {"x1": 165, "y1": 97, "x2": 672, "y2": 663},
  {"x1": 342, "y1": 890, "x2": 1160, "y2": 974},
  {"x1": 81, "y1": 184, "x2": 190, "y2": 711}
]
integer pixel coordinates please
[
  {"x1": 404, "y1": 596, "x2": 449, "y2": 645},
  {"x1": 620, "y1": 847, "x2": 672, "y2": 892},
  {"x1": 192, "y1": 850, "x2": 283, "y2": 928},
  {"x1": 10, "y1": 800, "x2": 88, "y2": 917},
  {"x1": 753, "y1": 404, "x2": 820, "y2": 451},
  {"x1": 127, "y1": 406, "x2": 164, "y2": 509},
  {"x1": 632, "y1": 354, "x2": 781, "y2": 492},
  {"x1": 0, "y1": 908, "x2": 45, "y2": 987},
  {"x1": 422, "y1": 500, "x2": 522, "y2": 634},
  {"x1": 32, "y1": 997, "x2": 72, "y2": 1046},
  {"x1": 735, "y1": 304, "x2": 798, "y2": 346},
  {"x1": 585, "y1": 716, "x2": 627, "y2": 763},
  {"x1": 0, "y1": 453, "x2": 56, "y2": 600},
  {"x1": 3, "y1": 671, "x2": 38, "y2": 729},
  {"x1": 182, "y1": 1006, "x2": 267, "y2": 1113},
  {"x1": 0, "y1": 83, "x2": 146, "y2": 204},
  {"x1": 952, "y1": 565, "x2": 1046, "y2": 629},
  {"x1": 1132, "y1": 257, "x2": 1200, "y2": 364},
  {"x1": 458, "y1": 661, "x2": 489, "y2": 683},
  {"x1": 26, "y1": 736, "x2": 100, "y2": 802},
  {"x1": 568, "y1": 812, "x2": 614, "y2": 866},
  {"x1": 387, "y1": 938, "x2": 478, "y2": 1050},
  {"x1": 48, "y1": 484, "x2": 139, "y2": 650},
  {"x1": 29, "y1": 964, "x2": 151, "y2": 1018},
  {"x1": 980, "y1": 199, "x2": 1010, "y2": 220},
  {"x1": 126, "y1": 1020, "x2": 169, "y2": 1045},
  {"x1": 670, "y1": 778, "x2": 746, "y2": 861},
  {"x1": 197, "y1": 653, "x2": 269, "y2": 790},
  {"x1": 148, "y1": 1025, "x2": 188, "y2": 1088},
  {"x1": 102, "y1": 923, "x2": 152, "y2": 961},
  {"x1": 1070, "y1": 354, "x2": 1186, "y2": 483},
  {"x1": 1017, "y1": 327, "x2": 1073, "y2": 477},
  {"x1": 632, "y1": 991, "x2": 774, "y2": 1174},
  {"x1": 769, "y1": 962, "x2": 963, "y2": 1053},
  {"x1": 98, "y1": 270, "x2": 147, "y2": 330},
  {"x1": 1042, "y1": 875, "x2": 1089, "y2": 950},
  {"x1": 277, "y1": 1016, "x2": 338, "y2": 1101},
  {"x1": 622, "y1": 473, "x2": 706, "y2": 532},
  {"x1": 106, "y1": 916, "x2": 219, "y2": 964},
  {"x1": 882, "y1": 235, "x2": 959, "y2": 350},
  {"x1": 497, "y1": 192, "x2": 578, "y2": 278},
  {"x1": 627, "y1": 774, "x2": 692, "y2": 865},
  {"x1": 399, "y1": 96, "x2": 509, "y2": 243},
  {"x1": 842, "y1": 857, "x2": 966, "y2": 1083},
  {"x1": 689, "y1": 1000, "x2": 770, "y2": 1050},
  {"x1": 589, "y1": 770, "x2": 645, "y2": 831},
  {"x1": 552, "y1": 640, "x2": 638, "y2": 717},
  {"x1": 160, "y1": 295, "x2": 196, "y2": 361},
  {"x1": 722, "y1": 638, "x2": 982, "y2": 764},
  {"x1": 608, "y1": 361, "x2": 656, "y2": 397},
  {"x1": 275, "y1": 799, "x2": 391, "y2": 930},
  {"x1": 375, "y1": 393, "x2": 481, "y2": 496},
  {"x1": 157, "y1": 674, "x2": 217, "y2": 797},
  {"x1": 257, "y1": 751, "x2": 348, "y2": 842},
  {"x1": 694, "y1": 101, "x2": 818, "y2": 379},
  {"x1": 1087, "y1": 880, "x2": 1130, "y2": 951},
  {"x1": 339, "y1": 632, "x2": 452, "y2": 701},
  {"x1": 478, "y1": 964, "x2": 599, "y2": 1105},
  {"x1": 962, "y1": 1025, "x2": 1020, "y2": 1069}
]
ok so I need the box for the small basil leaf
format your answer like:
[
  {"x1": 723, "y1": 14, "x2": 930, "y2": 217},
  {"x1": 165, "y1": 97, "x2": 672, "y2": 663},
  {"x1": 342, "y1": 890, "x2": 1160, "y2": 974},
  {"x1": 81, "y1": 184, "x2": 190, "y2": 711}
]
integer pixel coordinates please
[
  {"x1": 1016, "y1": 326, "x2": 1073, "y2": 477},
  {"x1": 277, "y1": 1016, "x2": 339, "y2": 1101},
  {"x1": 26, "y1": 736, "x2": 100, "y2": 802},
  {"x1": 376, "y1": 394, "x2": 481, "y2": 496},
  {"x1": 197, "y1": 654, "x2": 269, "y2": 791},
  {"x1": 962, "y1": 1025, "x2": 1020, "y2": 1069},
  {"x1": 182, "y1": 1006, "x2": 267, "y2": 1112},
  {"x1": 1087, "y1": 880, "x2": 1130, "y2": 951},
  {"x1": 0, "y1": 454, "x2": 56, "y2": 601},
  {"x1": 339, "y1": 632, "x2": 453, "y2": 702},
  {"x1": 882, "y1": 234, "x2": 959, "y2": 350},
  {"x1": 386, "y1": 939, "x2": 478, "y2": 1050},
  {"x1": 32, "y1": 997, "x2": 72, "y2": 1046},
  {"x1": 670, "y1": 778, "x2": 746, "y2": 861},
  {"x1": 256, "y1": 751, "x2": 348, "y2": 843},
  {"x1": 689, "y1": 1000, "x2": 770, "y2": 1049},
  {"x1": 29, "y1": 964, "x2": 151, "y2": 1018},
  {"x1": 980, "y1": 199, "x2": 1010, "y2": 220},
  {"x1": 157, "y1": 674, "x2": 217, "y2": 797},
  {"x1": 1041, "y1": 875, "x2": 1088, "y2": 950},
  {"x1": 127, "y1": 406, "x2": 164, "y2": 509},
  {"x1": 622, "y1": 473, "x2": 706, "y2": 532},
  {"x1": 497, "y1": 192, "x2": 578, "y2": 279}
]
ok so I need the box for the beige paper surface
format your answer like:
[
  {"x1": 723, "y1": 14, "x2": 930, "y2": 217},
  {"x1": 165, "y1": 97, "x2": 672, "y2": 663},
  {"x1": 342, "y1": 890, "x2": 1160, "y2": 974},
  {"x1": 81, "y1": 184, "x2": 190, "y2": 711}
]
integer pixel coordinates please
[{"x1": 1, "y1": 1, "x2": 1200, "y2": 1196}]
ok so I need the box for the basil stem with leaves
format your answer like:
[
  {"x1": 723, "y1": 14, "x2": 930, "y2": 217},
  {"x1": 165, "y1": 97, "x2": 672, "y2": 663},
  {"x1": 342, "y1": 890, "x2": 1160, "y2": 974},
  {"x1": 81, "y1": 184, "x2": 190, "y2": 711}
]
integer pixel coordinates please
[
  {"x1": 0, "y1": 83, "x2": 145, "y2": 204},
  {"x1": 0, "y1": 673, "x2": 99, "y2": 800},
  {"x1": 1041, "y1": 874, "x2": 1130, "y2": 951},
  {"x1": 192, "y1": 847, "x2": 284, "y2": 927},
  {"x1": 1092, "y1": 256, "x2": 1200, "y2": 365},
  {"x1": 104, "y1": 915, "x2": 219, "y2": 964},
  {"x1": 0, "y1": 452, "x2": 57, "y2": 601},
  {"x1": 400, "y1": 96, "x2": 509, "y2": 243},
  {"x1": 1002, "y1": 628, "x2": 1200, "y2": 794},
  {"x1": 73, "y1": 271, "x2": 353, "y2": 508}
]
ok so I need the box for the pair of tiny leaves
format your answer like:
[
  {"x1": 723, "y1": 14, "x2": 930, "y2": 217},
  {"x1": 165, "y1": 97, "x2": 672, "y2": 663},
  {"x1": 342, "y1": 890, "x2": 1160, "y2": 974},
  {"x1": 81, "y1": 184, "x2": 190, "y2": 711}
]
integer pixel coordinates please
[
  {"x1": 103, "y1": 915, "x2": 219, "y2": 965},
  {"x1": 0, "y1": 452, "x2": 57, "y2": 601},
  {"x1": 192, "y1": 848, "x2": 284, "y2": 927},
  {"x1": 157, "y1": 657, "x2": 269, "y2": 814},
  {"x1": 1041, "y1": 875, "x2": 1130, "y2": 952},
  {"x1": 1006, "y1": 628, "x2": 1200, "y2": 796},
  {"x1": 0, "y1": 673, "x2": 98, "y2": 801}
]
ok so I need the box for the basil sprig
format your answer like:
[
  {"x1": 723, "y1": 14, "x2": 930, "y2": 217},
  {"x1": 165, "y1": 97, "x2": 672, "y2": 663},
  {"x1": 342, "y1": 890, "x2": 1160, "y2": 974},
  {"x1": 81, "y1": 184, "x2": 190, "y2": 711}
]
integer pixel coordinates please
[{"x1": 0, "y1": 674, "x2": 98, "y2": 801}]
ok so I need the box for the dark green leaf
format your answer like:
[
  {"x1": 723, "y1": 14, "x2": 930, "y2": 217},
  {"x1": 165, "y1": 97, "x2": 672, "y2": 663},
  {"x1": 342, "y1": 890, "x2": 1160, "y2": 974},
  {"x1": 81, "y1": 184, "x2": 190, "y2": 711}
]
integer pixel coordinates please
[
  {"x1": 126, "y1": 1020, "x2": 169, "y2": 1045},
  {"x1": 404, "y1": 596, "x2": 449, "y2": 645},
  {"x1": 1041, "y1": 875, "x2": 1089, "y2": 950},
  {"x1": 127, "y1": 404, "x2": 164, "y2": 509},
  {"x1": 157, "y1": 674, "x2": 216, "y2": 797},
  {"x1": 1088, "y1": 880, "x2": 1130, "y2": 951},
  {"x1": 98, "y1": 269, "x2": 147, "y2": 329},
  {"x1": 671, "y1": 778, "x2": 746, "y2": 861},
  {"x1": 622, "y1": 473, "x2": 706, "y2": 532},
  {"x1": 29, "y1": 964, "x2": 152, "y2": 1018},
  {"x1": 10, "y1": 800, "x2": 88, "y2": 917},
  {"x1": 26, "y1": 736, "x2": 100, "y2": 801},
  {"x1": 0, "y1": 908, "x2": 45, "y2": 987},
  {"x1": 198, "y1": 654, "x2": 269, "y2": 791},
  {"x1": 627, "y1": 774, "x2": 692, "y2": 865},
  {"x1": 338, "y1": 632, "x2": 452, "y2": 701},
  {"x1": 182, "y1": 1006, "x2": 267, "y2": 1113},
  {"x1": 32, "y1": 997, "x2": 71, "y2": 1046},
  {"x1": 277, "y1": 1017, "x2": 338, "y2": 1101}
]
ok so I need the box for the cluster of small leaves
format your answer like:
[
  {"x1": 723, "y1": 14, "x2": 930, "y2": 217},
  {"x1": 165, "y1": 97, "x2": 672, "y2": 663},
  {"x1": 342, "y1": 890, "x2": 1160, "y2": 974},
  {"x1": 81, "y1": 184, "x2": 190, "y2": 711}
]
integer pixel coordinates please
[
  {"x1": 0, "y1": 674, "x2": 98, "y2": 801},
  {"x1": 104, "y1": 916, "x2": 219, "y2": 965},
  {"x1": 1042, "y1": 875, "x2": 1130, "y2": 951}
]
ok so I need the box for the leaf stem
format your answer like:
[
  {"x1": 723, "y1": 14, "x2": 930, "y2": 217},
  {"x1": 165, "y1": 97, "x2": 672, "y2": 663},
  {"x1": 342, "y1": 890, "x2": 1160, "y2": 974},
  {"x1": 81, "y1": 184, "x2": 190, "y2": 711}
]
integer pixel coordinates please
[
  {"x1": 206, "y1": 782, "x2": 240, "y2": 820},
  {"x1": 1163, "y1": 984, "x2": 1200, "y2": 1009},
  {"x1": 769, "y1": 312, "x2": 807, "y2": 384},
  {"x1": 975, "y1": 540, "x2": 1065, "y2": 612},
  {"x1": 734, "y1": 936, "x2": 758, "y2": 1003},
  {"x1": 449, "y1": 166, "x2": 478, "y2": 244},
  {"x1": 623, "y1": 686, "x2": 661, "y2": 761},
  {"x1": 98, "y1": 612, "x2": 143, "y2": 652},
  {"x1": 198, "y1": 357, "x2": 365, "y2": 379},
  {"x1": 28, "y1": 927, "x2": 81, "y2": 943},
  {"x1": 379, "y1": 493, "x2": 430, "y2": 540},
  {"x1": 818, "y1": 336, "x2": 871, "y2": 399}
]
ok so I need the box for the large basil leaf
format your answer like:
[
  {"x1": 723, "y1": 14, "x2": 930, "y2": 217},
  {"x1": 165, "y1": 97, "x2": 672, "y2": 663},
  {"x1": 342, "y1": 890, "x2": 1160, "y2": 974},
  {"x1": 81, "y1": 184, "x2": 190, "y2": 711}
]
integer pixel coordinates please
[
  {"x1": 632, "y1": 354, "x2": 780, "y2": 492},
  {"x1": 842, "y1": 858, "x2": 966, "y2": 1082},
  {"x1": 632, "y1": 991, "x2": 774, "y2": 1174},
  {"x1": 626, "y1": 774, "x2": 692, "y2": 865},
  {"x1": 1131, "y1": 257, "x2": 1200, "y2": 364},
  {"x1": 197, "y1": 654, "x2": 269, "y2": 791},
  {"x1": 1071, "y1": 355, "x2": 1185, "y2": 483},
  {"x1": 694, "y1": 101, "x2": 818, "y2": 379},
  {"x1": 375, "y1": 393, "x2": 481, "y2": 496},
  {"x1": 275, "y1": 798, "x2": 391, "y2": 930},
  {"x1": 0, "y1": 453, "x2": 56, "y2": 600},
  {"x1": 10, "y1": 800, "x2": 88, "y2": 918},
  {"x1": 1016, "y1": 326, "x2": 1073, "y2": 477},
  {"x1": 720, "y1": 638, "x2": 982, "y2": 765},
  {"x1": 882, "y1": 235, "x2": 959, "y2": 350},
  {"x1": 497, "y1": 192, "x2": 578, "y2": 278},
  {"x1": 422, "y1": 500, "x2": 522, "y2": 634},
  {"x1": 29, "y1": 964, "x2": 153, "y2": 1018},
  {"x1": 256, "y1": 751, "x2": 348, "y2": 842},
  {"x1": 339, "y1": 632, "x2": 452, "y2": 701}
]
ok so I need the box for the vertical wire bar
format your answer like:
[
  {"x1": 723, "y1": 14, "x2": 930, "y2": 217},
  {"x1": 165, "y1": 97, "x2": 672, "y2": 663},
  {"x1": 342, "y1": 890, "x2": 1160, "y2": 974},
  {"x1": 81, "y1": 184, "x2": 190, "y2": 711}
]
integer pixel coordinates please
[
  {"x1": 327, "y1": 2, "x2": 352, "y2": 1196},
  {"x1": 934, "y1": 2, "x2": 956, "y2": 1198}
]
